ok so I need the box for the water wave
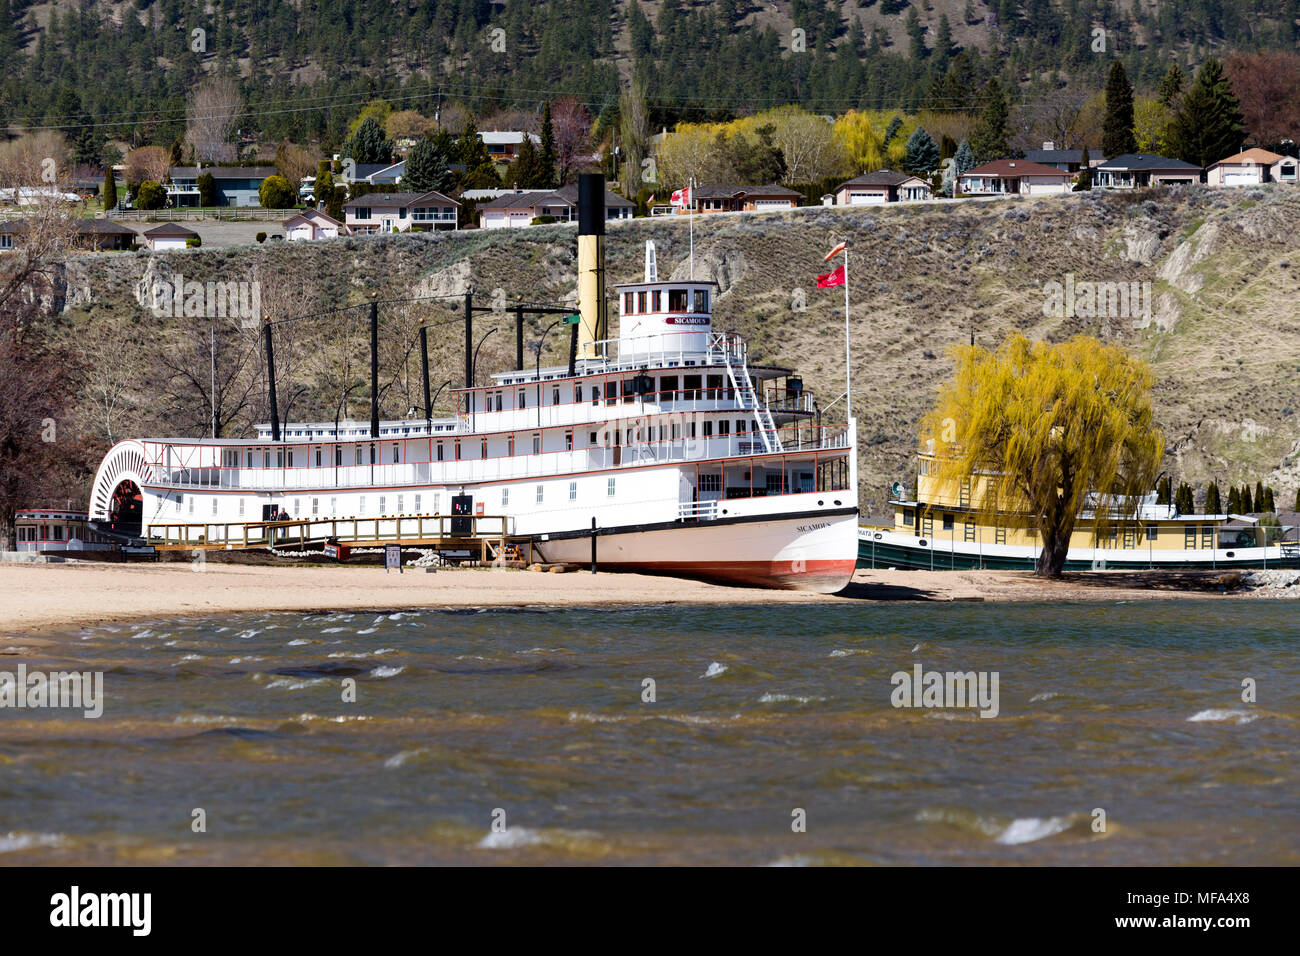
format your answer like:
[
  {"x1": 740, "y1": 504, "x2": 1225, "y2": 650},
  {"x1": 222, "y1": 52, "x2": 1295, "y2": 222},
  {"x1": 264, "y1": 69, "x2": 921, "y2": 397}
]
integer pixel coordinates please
[
  {"x1": 0, "y1": 832, "x2": 63, "y2": 854},
  {"x1": 701, "y1": 662, "x2": 728, "y2": 678},
  {"x1": 1188, "y1": 708, "x2": 1258, "y2": 725}
]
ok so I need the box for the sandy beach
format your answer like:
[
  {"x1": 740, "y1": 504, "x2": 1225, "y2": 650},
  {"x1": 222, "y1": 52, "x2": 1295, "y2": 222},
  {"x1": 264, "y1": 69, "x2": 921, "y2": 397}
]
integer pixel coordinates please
[{"x1": 0, "y1": 559, "x2": 1260, "y2": 638}]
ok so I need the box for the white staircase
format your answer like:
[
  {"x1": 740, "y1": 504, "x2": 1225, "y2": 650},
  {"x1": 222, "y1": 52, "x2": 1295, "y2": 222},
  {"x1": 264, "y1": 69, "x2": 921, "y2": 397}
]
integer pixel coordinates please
[{"x1": 723, "y1": 342, "x2": 781, "y2": 453}]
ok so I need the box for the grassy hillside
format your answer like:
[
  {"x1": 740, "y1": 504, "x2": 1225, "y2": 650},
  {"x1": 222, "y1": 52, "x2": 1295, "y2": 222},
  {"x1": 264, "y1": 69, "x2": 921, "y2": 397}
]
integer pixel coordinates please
[{"x1": 55, "y1": 185, "x2": 1300, "y2": 519}]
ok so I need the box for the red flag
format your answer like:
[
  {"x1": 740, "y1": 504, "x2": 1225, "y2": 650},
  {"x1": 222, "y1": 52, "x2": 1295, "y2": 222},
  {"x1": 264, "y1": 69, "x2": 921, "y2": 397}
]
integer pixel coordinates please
[{"x1": 816, "y1": 264, "x2": 845, "y2": 288}]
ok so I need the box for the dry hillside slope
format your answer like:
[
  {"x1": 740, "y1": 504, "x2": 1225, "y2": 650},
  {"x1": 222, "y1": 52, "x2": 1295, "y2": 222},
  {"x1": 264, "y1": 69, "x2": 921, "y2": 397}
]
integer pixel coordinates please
[{"x1": 55, "y1": 186, "x2": 1300, "y2": 519}]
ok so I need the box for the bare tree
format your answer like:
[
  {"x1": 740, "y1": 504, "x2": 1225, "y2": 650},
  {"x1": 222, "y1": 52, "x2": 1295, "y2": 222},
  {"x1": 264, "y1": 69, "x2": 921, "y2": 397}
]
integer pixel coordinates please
[
  {"x1": 186, "y1": 77, "x2": 244, "y2": 164},
  {"x1": 274, "y1": 141, "x2": 318, "y2": 189},
  {"x1": 124, "y1": 146, "x2": 172, "y2": 187},
  {"x1": 551, "y1": 97, "x2": 593, "y2": 185},
  {"x1": 620, "y1": 74, "x2": 650, "y2": 196}
]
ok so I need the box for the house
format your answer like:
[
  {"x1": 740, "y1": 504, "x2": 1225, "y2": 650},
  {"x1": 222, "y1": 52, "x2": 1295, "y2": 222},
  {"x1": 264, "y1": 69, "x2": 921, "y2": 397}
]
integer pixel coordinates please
[
  {"x1": 365, "y1": 161, "x2": 405, "y2": 185},
  {"x1": 1022, "y1": 143, "x2": 1105, "y2": 172},
  {"x1": 0, "y1": 217, "x2": 136, "y2": 251},
  {"x1": 142, "y1": 223, "x2": 198, "y2": 251},
  {"x1": 284, "y1": 208, "x2": 345, "y2": 241},
  {"x1": 1206, "y1": 148, "x2": 1298, "y2": 187},
  {"x1": 959, "y1": 159, "x2": 1075, "y2": 196},
  {"x1": 834, "y1": 170, "x2": 932, "y2": 204},
  {"x1": 685, "y1": 184, "x2": 803, "y2": 213},
  {"x1": 1093, "y1": 154, "x2": 1201, "y2": 188},
  {"x1": 167, "y1": 166, "x2": 279, "y2": 207},
  {"x1": 342, "y1": 191, "x2": 460, "y2": 233},
  {"x1": 477, "y1": 185, "x2": 634, "y2": 229},
  {"x1": 479, "y1": 131, "x2": 542, "y2": 165}
]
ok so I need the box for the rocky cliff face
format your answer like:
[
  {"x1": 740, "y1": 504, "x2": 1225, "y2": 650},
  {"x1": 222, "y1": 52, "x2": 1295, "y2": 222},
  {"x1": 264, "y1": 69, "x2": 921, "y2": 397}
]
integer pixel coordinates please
[{"x1": 54, "y1": 185, "x2": 1300, "y2": 516}]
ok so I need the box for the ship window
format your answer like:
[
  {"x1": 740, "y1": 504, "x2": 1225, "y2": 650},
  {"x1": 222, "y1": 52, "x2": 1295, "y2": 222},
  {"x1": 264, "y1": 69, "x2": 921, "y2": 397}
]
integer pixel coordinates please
[
  {"x1": 176, "y1": 496, "x2": 182, "y2": 512},
  {"x1": 454, "y1": 442, "x2": 461, "y2": 460},
  {"x1": 719, "y1": 420, "x2": 730, "y2": 435},
  {"x1": 335, "y1": 446, "x2": 342, "y2": 466},
  {"x1": 694, "y1": 290, "x2": 709, "y2": 314},
  {"x1": 481, "y1": 438, "x2": 487, "y2": 458},
  {"x1": 651, "y1": 290, "x2": 661, "y2": 312},
  {"x1": 605, "y1": 382, "x2": 617, "y2": 405},
  {"x1": 414, "y1": 494, "x2": 421, "y2": 512},
  {"x1": 518, "y1": 390, "x2": 526, "y2": 409},
  {"x1": 903, "y1": 509, "x2": 914, "y2": 526},
  {"x1": 239, "y1": 498, "x2": 245, "y2": 517},
  {"x1": 536, "y1": 484, "x2": 544, "y2": 503},
  {"x1": 277, "y1": 450, "x2": 284, "y2": 468},
  {"x1": 508, "y1": 435, "x2": 515, "y2": 455},
  {"x1": 701, "y1": 474, "x2": 721, "y2": 492},
  {"x1": 436, "y1": 443, "x2": 444, "y2": 461},
  {"x1": 312, "y1": 498, "x2": 319, "y2": 516},
  {"x1": 623, "y1": 292, "x2": 633, "y2": 313},
  {"x1": 495, "y1": 393, "x2": 503, "y2": 411},
  {"x1": 736, "y1": 419, "x2": 746, "y2": 432},
  {"x1": 331, "y1": 497, "x2": 337, "y2": 515},
  {"x1": 223, "y1": 450, "x2": 238, "y2": 468},
  {"x1": 392, "y1": 444, "x2": 400, "y2": 463},
  {"x1": 264, "y1": 451, "x2": 270, "y2": 468},
  {"x1": 1146, "y1": 525, "x2": 1158, "y2": 541},
  {"x1": 575, "y1": 385, "x2": 582, "y2": 402},
  {"x1": 379, "y1": 496, "x2": 386, "y2": 514},
  {"x1": 703, "y1": 420, "x2": 713, "y2": 438},
  {"x1": 622, "y1": 379, "x2": 636, "y2": 403},
  {"x1": 569, "y1": 481, "x2": 577, "y2": 500},
  {"x1": 315, "y1": 447, "x2": 322, "y2": 467},
  {"x1": 53, "y1": 525, "x2": 63, "y2": 540},
  {"x1": 671, "y1": 423, "x2": 681, "y2": 439},
  {"x1": 532, "y1": 434, "x2": 540, "y2": 454},
  {"x1": 397, "y1": 495, "x2": 404, "y2": 513},
  {"x1": 942, "y1": 513, "x2": 954, "y2": 531},
  {"x1": 607, "y1": 478, "x2": 616, "y2": 496},
  {"x1": 247, "y1": 451, "x2": 254, "y2": 468},
  {"x1": 434, "y1": 493, "x2": 441, "y2": 513},
  {"x1": 684, "y1": 374, "x2": 701, "y2": 399},
  {"x1": 659, "y1": 375, "x2": 677, "y2": 400},
  {"x1": 359, "y1": 496, "x2": 366, "y2": 514},
  {"x1": 501, "y1": 487, "x2": 509, "y2": 507},
  {"x1": 552, "y1": 387, "x2": 560, "y2": 406},
  {"x1": 565, "y1": 431, "x2": 573, "y2": 450},
  {"x1": 592, "y1": 386, "x2": 600, "y2": 406},
  {"x1": 637, "y1": 291, "x2": 647, "y2": 312},
  {"x1": 669, "y1": 288, "x2": 688, "y2": 311}
]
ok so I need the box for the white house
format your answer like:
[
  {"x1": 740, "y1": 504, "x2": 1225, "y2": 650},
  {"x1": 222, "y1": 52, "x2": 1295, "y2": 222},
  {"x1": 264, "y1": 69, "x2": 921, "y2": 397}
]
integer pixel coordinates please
[
  {"x1": 959, "y1": 159, "x2": 1075, "y2": 196},
  {"x1": 477, "y1": 185, "x2": 634, "y2": 229},
  {"x1": 342, "y1": 191, "x2": 460, "y2": 234},
  {"x1": 283, "y1": 208, "x2": 345, "y2": 241},
  {"x1": 1206, "y1": 148, "x2": 1298, "y2": 187},
  {"x1": 142, "y1": 223, "x2": 198, "y2": 251},
  {"x1": 834, "y1": 170, "x2": 932, "y2": 204}
]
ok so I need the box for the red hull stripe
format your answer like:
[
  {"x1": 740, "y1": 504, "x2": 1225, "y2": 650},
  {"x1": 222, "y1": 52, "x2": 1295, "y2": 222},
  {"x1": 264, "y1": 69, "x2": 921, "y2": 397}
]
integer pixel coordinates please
[{"x1": 593, "y1": 558, "x2": 857, "y2": 592}]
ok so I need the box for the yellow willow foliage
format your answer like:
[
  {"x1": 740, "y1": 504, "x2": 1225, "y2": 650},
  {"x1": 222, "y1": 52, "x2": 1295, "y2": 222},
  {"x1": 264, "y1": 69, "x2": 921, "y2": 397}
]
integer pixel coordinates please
[
  {"x1": 833, "y1": 110, "x2": 919, "y2": 174},
  {"x1": 919, "y1": 335, "x2": 1164, "y2": 574}
]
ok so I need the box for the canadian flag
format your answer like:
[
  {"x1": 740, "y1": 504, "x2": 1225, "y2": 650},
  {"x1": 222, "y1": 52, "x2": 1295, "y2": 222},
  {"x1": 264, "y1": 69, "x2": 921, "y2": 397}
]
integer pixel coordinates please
[{"x1": 671, "y1": 185, "x2": 692, "y2": 207}]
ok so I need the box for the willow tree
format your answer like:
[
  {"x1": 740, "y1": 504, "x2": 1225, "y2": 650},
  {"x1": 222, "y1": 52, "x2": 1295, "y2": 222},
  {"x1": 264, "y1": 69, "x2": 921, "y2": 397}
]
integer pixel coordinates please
[{"x1": 921, "y1": 335, "x2": 1164, "y2": 578}]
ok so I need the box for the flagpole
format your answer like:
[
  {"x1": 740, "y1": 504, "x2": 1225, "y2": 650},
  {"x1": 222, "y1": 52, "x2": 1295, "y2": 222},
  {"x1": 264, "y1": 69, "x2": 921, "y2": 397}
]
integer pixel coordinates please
[
  {"x1": 843, "y1": 238, "x2": 851, "y2": 421},
  {"x1": 689, "y1": 176, "x2": 695, "y2": 280}
]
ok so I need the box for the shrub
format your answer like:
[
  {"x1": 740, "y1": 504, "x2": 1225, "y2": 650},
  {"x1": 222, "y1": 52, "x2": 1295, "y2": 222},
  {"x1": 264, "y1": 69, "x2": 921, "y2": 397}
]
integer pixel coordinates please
[
  {"x1": 185, "y1": 235, "x2": 201, "y2": 248},
  {"x1": 256, "y1": 232, "x2": 267, "y2": 243},
  {"x1": 531, "y1": 215, "x2": 557, "y2": 225},
  {"x1": 136, "y1": 180, "x2": 166, "y2": 210},
  {"x1": 258, "y1": 175, "x2": 296, "y2": 209}
]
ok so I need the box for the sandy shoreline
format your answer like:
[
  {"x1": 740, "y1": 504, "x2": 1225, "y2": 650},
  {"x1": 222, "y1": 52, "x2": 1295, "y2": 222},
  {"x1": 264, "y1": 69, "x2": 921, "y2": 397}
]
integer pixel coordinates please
[{"x1": 0, "y1": 559, "x2": 1261, "y2": 638}]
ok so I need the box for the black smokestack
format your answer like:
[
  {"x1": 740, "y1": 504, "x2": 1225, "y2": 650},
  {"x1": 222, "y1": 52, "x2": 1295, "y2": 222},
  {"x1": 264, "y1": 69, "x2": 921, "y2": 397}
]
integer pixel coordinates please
[{"x1": 576, "y1": 173, "x2": 607, "y2": 358}]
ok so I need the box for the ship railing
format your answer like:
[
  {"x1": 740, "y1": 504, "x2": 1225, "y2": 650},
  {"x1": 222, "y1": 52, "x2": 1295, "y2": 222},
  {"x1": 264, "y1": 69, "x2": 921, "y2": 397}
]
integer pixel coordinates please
[
  {"x1": 571, "y1": 330, "x2": 746, "y2": 372},
  {"x1": 678, "y1": 500, "x2": 719, "y2": 521},
  {"x1": 147, "y1": 424, "x2": 851, "y2": 492}
]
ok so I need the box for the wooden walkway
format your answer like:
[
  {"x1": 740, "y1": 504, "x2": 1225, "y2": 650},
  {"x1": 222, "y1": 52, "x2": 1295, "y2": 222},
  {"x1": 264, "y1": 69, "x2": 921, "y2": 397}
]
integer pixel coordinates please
[{"x1": 148, "y1": 514, "x2": 533, "y2": 563}]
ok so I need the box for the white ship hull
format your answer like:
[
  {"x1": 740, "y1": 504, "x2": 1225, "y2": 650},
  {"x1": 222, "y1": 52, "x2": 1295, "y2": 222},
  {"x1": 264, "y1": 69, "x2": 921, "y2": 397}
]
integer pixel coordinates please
[{"x1": 537, "y1": 508, "x2": 858, "y2": 592}]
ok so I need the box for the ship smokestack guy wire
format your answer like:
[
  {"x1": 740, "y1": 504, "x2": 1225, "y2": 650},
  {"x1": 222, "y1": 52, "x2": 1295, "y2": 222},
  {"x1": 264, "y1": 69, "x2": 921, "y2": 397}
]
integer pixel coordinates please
[{"x1": 576, "y1": 173, "x2": 608, "y2": 361}]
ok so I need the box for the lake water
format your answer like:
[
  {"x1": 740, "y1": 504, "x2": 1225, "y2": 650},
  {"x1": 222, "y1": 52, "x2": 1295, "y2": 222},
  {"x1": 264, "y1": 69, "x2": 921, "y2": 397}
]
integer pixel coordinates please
[{"x1": 2, "y1": 601, "x2": 1297, "y2": 865}]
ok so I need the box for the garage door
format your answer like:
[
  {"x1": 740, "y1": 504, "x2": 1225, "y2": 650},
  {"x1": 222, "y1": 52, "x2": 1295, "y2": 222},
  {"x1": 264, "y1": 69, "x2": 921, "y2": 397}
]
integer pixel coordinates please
[
  {"x1": 849, "y1": 192, "x2": 886, "y2": 204},
  {"x1": 1223, "y1": 172, "x2": 1255, "y2": 186},
  {"x1": 754, "y1": 199, "x2": 790, "y2": 209}
]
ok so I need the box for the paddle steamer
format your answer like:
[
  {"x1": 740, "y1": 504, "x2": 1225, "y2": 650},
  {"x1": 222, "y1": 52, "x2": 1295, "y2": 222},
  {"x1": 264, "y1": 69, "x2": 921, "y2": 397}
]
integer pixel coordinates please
[{"x1": 88, "y1": 177, "x2": 858, "y2": 591}]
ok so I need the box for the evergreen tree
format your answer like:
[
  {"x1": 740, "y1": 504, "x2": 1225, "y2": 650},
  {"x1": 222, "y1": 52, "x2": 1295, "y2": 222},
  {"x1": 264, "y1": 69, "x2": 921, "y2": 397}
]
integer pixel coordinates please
[
  {"x1": 1241, "y1": 484, "x2": 1253, "y2": 513},
  {"x1": 197, "y1": 172, "x2": 216, "y2": 208},
  {"x1": 1255, "y1": 481, "x2": 1265, "y2": 512},
  {"x1": 103, "y1": 168, "x2": 117, "y2": 211},
  {"x1": 1264, "y1": 486, "x2": 1276, "y2": 512},
  {"x1": 343, "y1": 116, "x2": 392, "y2": 165},
  {"x1": 968, "y1": 81, "x2": 1010, "y2": 163},
  {"x1": 883, "y1": 116, "x2": 903, "y2": 148},
  {"x1": 1157, "y1": 64, "x2": 1185, "y2": 108},
  {"x1": 1227, "y1": 486, "x2": 1241, "y2": 513},
  {"x1": 539, "y1": 103, "x2": 558, "y2": 189},
  {"x1": 1166, "y1": 58, "x2": 1246, "y2": 167},
  {"x1": 1156, "y1": 474, "x2": 1172, "y2": 505},
  {"x1": 1102, "y1": 61, "x2": 1137, "y2": 158},
  {"x1": 905, "y1": 6, "x2": 926, "y2": 59},
  {"x1": 1205, "y1": 481, "x2": 1221, "y2": 514},
  {"x1": 903, "y1": 126, "x2": 940, "y2": 175},
  {"x1": 933, "y1": 15, "x2": 955, "y2": 70},
  {"x1": 457, "y1": 118, "x2": 501, "y2": 189},
  {"x1": 1075, "y1": 146, "x2": 1093, "y2": 190},
  {"x1": 1295, "y1": 487, "x2": 1300, "y2": 511},
  {"x1": 504, "y1": 134, "x2": 546, "y2": 188},
  {"x1": 402, "y1": 137, "x2": 454, "y2": 193},
  {"x1": 953, "y1": 140, "x2": 975, "y2": 175}
]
